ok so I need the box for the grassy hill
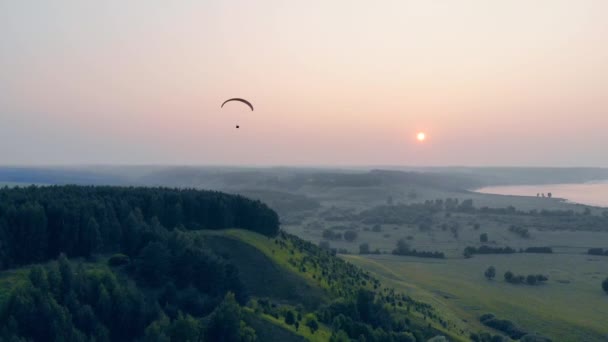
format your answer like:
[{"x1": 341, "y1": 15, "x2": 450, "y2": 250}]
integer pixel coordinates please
[{"x1": 0, "y1": 228, "x2": 471, "y2": 341}]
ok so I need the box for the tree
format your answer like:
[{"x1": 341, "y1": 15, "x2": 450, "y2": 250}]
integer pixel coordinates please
[
  {"x1": 344, "y1": 230, "x2": 358, "y2": 242},
  {"x1": 137, "y1": 242, "x2": 170, "y2": 285},
  {"x1": 480, "y1": 233, "x2": 488, "y2": 243},
  {"x1": 526, "y1": 275, "x2": 537, "y2": 285},
  {"x1": 284, "y1": 311, "x2": 296, "y2": 326},
  {"x1": 484, "y1": 266, "x2": 496, "y2": 280},
  {"x1": 81, "y1": 217, "x2": 102, "y2": 257},
  {"x1": 504, "y1": 271, "x2": 514, "y2": 283},
  {"x1": 603, "y1": 277, "x2": 608, "y2": 294},
  {"x1": 168, "y1": 313, "x2": 201, "y2": 342},
  {"x1": 394, "y1": 239, "x2": 410, "y2": 255},
  {"x1": 305, "y1": 315, "x2": 319, "y2": 334},
  {"x1": 205, "y1": 292, "x2": 242, "y2": 342},
  {"x1": 359, "y1": 243, "x2": 370, "y2": 255}
]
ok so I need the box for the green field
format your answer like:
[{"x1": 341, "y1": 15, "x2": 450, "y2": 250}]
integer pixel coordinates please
[
  {"x1": 273, "y1": 174, "x2": 608, "y2": 341},
  {"x1": 344, "y1": 253, "x2": 608, "y2": 341}
]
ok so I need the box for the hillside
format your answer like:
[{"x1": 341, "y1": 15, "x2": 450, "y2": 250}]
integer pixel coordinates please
[
  {"x1": 0, "y1": 185, "x2": 470, "y2": 341},
  {"x1": 0, "y1": 228, "x2": 467, "y2": 341}
]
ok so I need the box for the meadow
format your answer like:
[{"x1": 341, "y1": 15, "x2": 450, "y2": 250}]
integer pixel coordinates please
[
  {"x1": 273, "y1": 171, "x2": 608, "y2": 341},
  {"x1": 344, "y1": 253, "x2": 608, "y2": 341}
]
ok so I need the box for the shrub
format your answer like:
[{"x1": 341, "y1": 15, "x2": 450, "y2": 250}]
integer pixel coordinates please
[
  {"x1": 343, "y1": 230, "x2": 358, "y2": 242},
  {"x1": 588, "y1": 248, "x2": 605, "y2": 256},
  {"x1": 359, "y1": 243, "x2": 371, "y2": 255},
  {"x1": 484, "y1": 266, "x2": 496, "y2": 280},
  {"x1": 284, "y1": 311, "x2": 296, "y2": 325},
  {"x1": 305, "y1": 315, "x2": 319, "y2": 334},
  {"x1": 479, "y1": 313, "x2": 527, "y2": 339},
  {"x1": 480, "y1": 233, "x2": 488, "y2": 243},
  {"x1": 603, "y1": 277, "x2": 608, "y2": 294},
  {"x1": 323, "y1": 229, "x2": 342, "y2": 240},
  {"x1": 509, "y1": 225, "x2": 530, "y2": 238},
  {"x1": 108, "y1": 253, "x2": 130, "y2": 267}
]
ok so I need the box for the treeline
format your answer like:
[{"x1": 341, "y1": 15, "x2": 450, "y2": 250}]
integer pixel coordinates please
[
  {"x1": 0, "y1": 186, "x2": 279, "y2": 269},
  {"x1": 392, "y1": 239, "x2": 445, "y2": 259},
  {"x1": 464, "y1": 245, "x2": 516, "y2": 258},
  {"x1": 588, "y1": 248, "x2": 608, "y2": 256},
  {"x1": 479, "y1": 314, "x2": 527, "y2": 340},
  {"x1": 504, "y1": 271, "x2": 548, "y2": 285},
  {"x1": 464, "y1": 245, "x2": 553, "y2": 258},
  {"x1": 358, "y1": 198, "x2": 608, "y2": 233}
]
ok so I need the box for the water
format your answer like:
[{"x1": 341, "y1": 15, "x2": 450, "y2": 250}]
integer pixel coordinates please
[{"x1": 476, "y1": 182, "x2": 608, "y2": 208}]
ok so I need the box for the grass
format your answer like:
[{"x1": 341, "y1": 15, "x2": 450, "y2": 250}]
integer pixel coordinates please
[
  {"x1": 211, "y1": 229, "x2": 470, "y2": 340},
  {"x1": 345, "y1": 253, "x2": 608, "y2": 341},
  {"x1": 248, "y1": 308, "x2": 332, "y2": 342}
]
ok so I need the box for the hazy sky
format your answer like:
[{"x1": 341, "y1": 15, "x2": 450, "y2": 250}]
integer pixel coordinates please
[{"x1": 1, "y1": 0, "x2": 607, "y2": 166}]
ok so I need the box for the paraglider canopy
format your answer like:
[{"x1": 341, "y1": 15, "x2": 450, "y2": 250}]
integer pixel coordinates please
[{"x1": 221, "y1": 98, "x2": 254, "y2": 111}]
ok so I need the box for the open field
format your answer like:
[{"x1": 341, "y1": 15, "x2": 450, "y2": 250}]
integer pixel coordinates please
[{"x1": 344, "y1": 253, "x2": 608, "y2": 341}]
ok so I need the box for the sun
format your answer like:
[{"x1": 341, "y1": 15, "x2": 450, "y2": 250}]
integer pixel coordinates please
[{"x1": 416, "y1": 132, "x2": 426, "y2": 142}]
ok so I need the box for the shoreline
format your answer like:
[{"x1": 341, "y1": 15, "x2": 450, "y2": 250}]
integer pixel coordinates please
[{"x1": 474, "y1": 182, "x2": 608, "y2": 208}]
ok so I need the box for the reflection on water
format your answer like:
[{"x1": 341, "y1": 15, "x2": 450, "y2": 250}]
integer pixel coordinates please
[{"x1": 476, "y1": 182, "x2": 608, "y2": 208}]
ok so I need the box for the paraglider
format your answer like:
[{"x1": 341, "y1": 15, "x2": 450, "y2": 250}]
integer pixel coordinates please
[
  {"x1": 221, "y1": 98, "x2": 254, "y2": 111},
  {"x1": 221, "y1": 98, "x2": 253, "y2": 129}
]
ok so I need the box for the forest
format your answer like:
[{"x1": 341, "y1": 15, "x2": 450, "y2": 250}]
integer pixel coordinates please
[
  {"x1": 0, "y1": 185, "x2": 279, "y2": 269},
  {"x1": 0, "y1": 186, "x2": 450, "y2": 341}
]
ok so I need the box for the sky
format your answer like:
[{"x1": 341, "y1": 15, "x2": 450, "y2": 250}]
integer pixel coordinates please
[{"x1": 1, "y1": 0, "x2": 607, "y2": 166}]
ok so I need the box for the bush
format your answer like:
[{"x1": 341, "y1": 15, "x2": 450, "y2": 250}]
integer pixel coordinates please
[
  {"x1": 479, "y1": 313, "x2": 527, "y2": 339},
  {"x1": 505, "y1": 271, "x2": 547, "y2": 285},
  {"x1": 343, "y1": 230, "x2": 358, "y2": 242},
  {"x1": 509, "y1": 225, "x2": 530, "y2": 238},
  {"x1": 484, "y1": 266, "x2": 496, "y2": 280},
  {"x1": 323, "y1": 229, "x2": 342, "y2": 240},
  {"x1": 108, "y1": 253, "x2": 130, "y2": 267},
  {"x1": 588, "y1": 248, "x2": 605, "y2": 256},
  {"x1": 603, "y1": 277, "x2": 608, "y2": 294},
  {"x1": 305, "y1": 315, "x2": 319, "y2": 334},
  {"x1": 284, "y1": 311, "x2": 296, "y2": 325},
  {"x1": 480, "y1": 233, "x2": 488, "y2": 243},
  {"x1": 359, "y1": 243, "x2": 371, "y2": 255}
]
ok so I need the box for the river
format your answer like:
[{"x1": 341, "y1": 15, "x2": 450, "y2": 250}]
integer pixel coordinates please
[{"x1": 475, "y1": 181, "x2": 608, "y2": 208}]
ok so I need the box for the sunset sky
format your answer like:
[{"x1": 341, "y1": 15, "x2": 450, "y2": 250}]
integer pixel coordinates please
[{"x1": 1, "y1": 0, "x2": 607, "y2": 166}]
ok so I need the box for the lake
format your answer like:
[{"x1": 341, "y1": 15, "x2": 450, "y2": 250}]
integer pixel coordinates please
[{"x1": 476, "y1": 182, "x2": 608, "y2": 208}]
